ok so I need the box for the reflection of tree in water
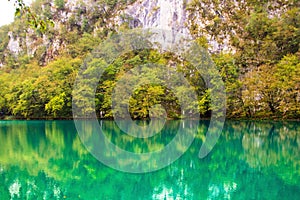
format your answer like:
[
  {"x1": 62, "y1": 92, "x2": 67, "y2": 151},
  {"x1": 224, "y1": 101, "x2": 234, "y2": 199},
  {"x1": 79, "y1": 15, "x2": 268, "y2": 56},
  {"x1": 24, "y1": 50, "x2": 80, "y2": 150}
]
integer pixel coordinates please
[
  {"x1": 101, "y1": 120, "x2": 176, "y2": 153},
  {"x1": 0, "y1": 120, "x2": 299, "y2": 199},
  {"x1": 0, "y1": 122, "x2": 78, "y2": 174},
  {"x1": 239, "y1": 121, "x2": 300, "y2": 184}
]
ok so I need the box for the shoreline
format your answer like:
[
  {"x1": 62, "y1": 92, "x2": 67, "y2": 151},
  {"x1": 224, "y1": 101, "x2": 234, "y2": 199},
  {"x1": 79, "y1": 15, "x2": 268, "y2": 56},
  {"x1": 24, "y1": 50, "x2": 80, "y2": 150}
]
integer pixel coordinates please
[{"x1": 0, "y1": 116, "x2": 299, "y2": 122}]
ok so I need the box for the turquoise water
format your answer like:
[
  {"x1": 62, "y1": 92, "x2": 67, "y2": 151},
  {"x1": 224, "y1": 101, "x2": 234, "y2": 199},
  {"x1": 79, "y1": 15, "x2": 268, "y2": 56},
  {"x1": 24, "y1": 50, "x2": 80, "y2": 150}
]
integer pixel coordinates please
[{"x1": 0, "y1": 120, "x2": 299, "y2": 199}]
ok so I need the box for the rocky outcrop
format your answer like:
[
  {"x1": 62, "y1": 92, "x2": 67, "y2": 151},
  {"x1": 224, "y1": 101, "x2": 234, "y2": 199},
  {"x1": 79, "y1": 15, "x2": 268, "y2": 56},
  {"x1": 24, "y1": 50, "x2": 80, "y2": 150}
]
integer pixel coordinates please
[
  {"x1": 114, "y1": 0, "x2": 227, "y2": 52},
  {"x1": 114, "y1": 0, "x2": 191, "y2": 43},
  {"x1": 3, "y1": 0, "x2": 228, "y2": 64}
]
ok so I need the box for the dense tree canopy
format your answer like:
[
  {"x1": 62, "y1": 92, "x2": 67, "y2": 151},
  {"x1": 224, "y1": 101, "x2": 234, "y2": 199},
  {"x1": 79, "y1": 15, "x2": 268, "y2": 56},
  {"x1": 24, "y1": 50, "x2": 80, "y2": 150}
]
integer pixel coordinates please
[{"x1": 0, "y1": 0, "x2": 299, "y2": 119}]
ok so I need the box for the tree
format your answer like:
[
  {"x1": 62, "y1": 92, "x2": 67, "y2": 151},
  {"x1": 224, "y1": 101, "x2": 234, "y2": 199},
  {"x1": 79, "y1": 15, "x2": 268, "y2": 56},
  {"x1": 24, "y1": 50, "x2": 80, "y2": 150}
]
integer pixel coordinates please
[
  {"x1": 275, "y1": 54, "x2": 300, "y2": 118},
  {"x1": 11, "y1": 0, "x2": 53, "y2": 32},
  {"x1": 213, "y1": 53, "x2": 243, "y2": 117}
]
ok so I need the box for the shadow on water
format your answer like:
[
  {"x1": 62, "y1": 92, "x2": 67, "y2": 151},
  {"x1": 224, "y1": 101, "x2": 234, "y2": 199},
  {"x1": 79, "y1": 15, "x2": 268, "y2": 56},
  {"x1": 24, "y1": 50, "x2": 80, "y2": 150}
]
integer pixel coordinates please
[{"x1": 0, "y1": 120, "x2": 299, "y2": 199}]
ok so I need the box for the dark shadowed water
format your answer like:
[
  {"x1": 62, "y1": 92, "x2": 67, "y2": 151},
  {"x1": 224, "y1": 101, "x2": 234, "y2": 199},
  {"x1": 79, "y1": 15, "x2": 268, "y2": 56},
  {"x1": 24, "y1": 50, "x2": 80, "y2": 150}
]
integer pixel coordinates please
[{"x1": 0, "y1": 120, "x2": 299, "y2": 199}]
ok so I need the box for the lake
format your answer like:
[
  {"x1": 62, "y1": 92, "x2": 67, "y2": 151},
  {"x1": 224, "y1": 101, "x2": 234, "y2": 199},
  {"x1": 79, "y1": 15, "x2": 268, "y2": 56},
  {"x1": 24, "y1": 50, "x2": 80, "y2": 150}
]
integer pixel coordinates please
[{"x1": 0, "y1": 120, "x2": 299, "y2": 199}]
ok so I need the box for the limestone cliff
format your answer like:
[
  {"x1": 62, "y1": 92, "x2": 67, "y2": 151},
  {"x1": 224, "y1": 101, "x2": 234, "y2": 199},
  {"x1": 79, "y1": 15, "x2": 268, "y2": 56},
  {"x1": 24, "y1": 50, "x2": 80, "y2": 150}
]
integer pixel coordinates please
[{"x1": 2, "y1": 0, "x2": 225, "y2": 65}]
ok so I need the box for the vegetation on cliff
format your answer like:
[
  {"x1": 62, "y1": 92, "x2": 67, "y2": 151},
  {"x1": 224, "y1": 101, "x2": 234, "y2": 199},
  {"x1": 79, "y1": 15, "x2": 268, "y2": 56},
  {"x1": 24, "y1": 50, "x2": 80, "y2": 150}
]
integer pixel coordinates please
[{"x1": 0, "y1": 0, "x2": 299, "y2": 119}]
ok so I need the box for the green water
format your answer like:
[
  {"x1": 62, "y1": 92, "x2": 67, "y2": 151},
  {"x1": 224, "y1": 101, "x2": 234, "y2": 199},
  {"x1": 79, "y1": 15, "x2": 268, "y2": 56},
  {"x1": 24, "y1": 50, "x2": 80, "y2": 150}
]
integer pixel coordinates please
[{"x1": 0, "y1": 120, "x2": 299, "y2": 199}]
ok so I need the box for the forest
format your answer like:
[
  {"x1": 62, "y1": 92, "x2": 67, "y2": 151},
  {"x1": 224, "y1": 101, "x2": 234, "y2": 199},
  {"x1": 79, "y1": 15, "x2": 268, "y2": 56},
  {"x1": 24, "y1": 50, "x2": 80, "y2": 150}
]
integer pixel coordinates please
[{"x1": 0, "y1": 0, "x2": 299, "y2": 119}]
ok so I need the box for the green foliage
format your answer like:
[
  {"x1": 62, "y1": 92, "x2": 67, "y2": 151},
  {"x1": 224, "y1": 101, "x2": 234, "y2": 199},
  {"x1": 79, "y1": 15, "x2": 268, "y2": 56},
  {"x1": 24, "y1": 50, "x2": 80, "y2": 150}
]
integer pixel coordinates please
[
  {"x1": 187, "y1": 0, "x2": 300, "y2": 119},
  {"x1": 54, "y1": 0, "x2": 65, "y2": 10},
  {"x1": 213, "y1": 53, "x2": 243, "y2": 117},
  {"x1": 45, "y1": 92, "x2": 66, "y2": 117},
  {"x1": 0, "y1": 56, "x2": 80, "y2": 119},
  {"x1": 0, "y1": 0, "x2": 299, "y2": 119},
  {"x1": 67, "y1": 33, "x2": 101, "y2": 58},
  {"x1": 275, "y1": 54, "x2": 300, "y2": 117},
  {"x1": 12, "y1": 0, "x2": 54, "y2": 33},
  {"x1": 239, "y1": 53, "x2": 300, "y2": 119}
]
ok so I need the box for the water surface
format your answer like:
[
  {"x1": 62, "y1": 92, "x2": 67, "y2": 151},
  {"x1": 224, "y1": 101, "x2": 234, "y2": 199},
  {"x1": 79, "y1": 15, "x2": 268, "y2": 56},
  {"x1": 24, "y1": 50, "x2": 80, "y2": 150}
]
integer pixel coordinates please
[{"x1": 0, "y1": 120, "x2": 299, "y2": 199}]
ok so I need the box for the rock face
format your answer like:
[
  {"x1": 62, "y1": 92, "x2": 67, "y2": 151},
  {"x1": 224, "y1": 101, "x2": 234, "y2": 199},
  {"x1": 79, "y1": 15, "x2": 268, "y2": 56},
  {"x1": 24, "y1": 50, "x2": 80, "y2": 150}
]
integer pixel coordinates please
[
  {"x1": 7, "y1": 32, "x2": 22, "y2": 55},
  {"x1": 125, "y1": 0, "x2": 189, "y2": 32},
  {"x1": 3, "y1": 0, "x2": 226, "y2": 64},
  {"x1": 115, "y1": 0, "x2": 192, "y2": 43},
  {"x1": 114, "y1": 0, "x2": 226, "y2": 51}
]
